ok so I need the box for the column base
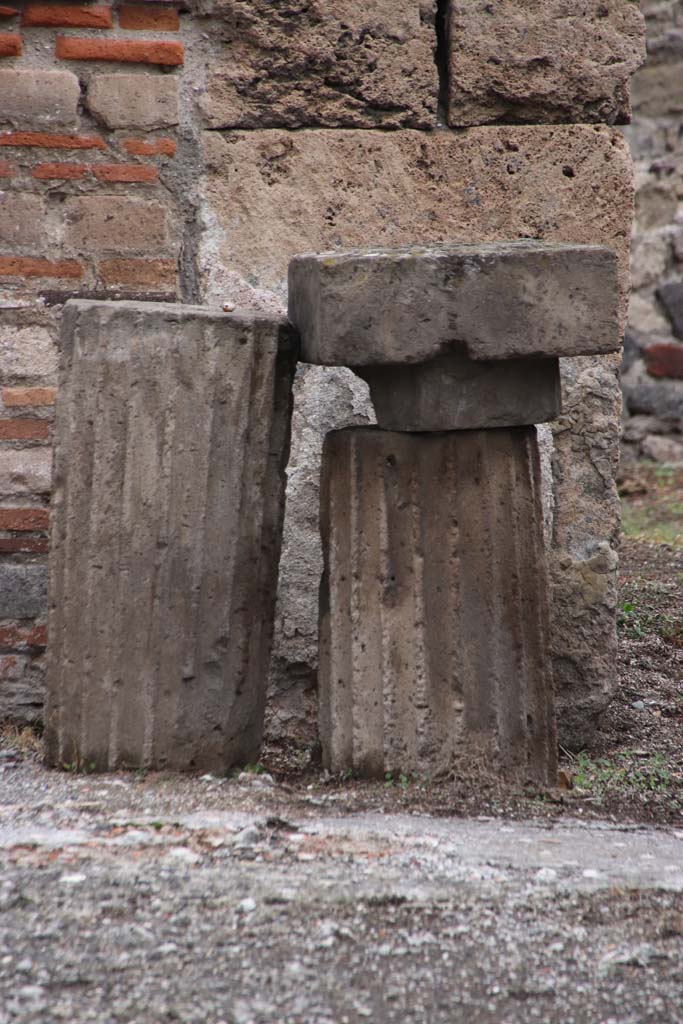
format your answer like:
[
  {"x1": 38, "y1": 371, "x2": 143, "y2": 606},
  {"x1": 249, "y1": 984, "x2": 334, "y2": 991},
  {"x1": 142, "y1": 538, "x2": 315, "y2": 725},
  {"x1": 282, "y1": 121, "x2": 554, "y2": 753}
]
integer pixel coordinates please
[{"x1": 319, "y1": 425, "x2": 557, "y2": 784}]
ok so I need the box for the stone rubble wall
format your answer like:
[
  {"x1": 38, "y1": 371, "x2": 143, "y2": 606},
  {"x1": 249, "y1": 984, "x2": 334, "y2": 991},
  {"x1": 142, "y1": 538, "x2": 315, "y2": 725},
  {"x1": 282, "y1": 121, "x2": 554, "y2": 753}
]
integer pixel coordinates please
[
  {"x1": 623, "y1": 0, "x2": 683, "y2": 462},
  {"x1": 0, "y1": 1, "x2": 645, "y2": 750}
]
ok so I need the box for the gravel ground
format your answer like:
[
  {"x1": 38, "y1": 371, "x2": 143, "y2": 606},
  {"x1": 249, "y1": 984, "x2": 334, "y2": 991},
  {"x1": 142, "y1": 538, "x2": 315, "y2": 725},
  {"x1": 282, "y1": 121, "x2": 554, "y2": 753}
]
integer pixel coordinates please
[{"x1": 2, "y1": 757, "x2": 683, "y2": 1024}]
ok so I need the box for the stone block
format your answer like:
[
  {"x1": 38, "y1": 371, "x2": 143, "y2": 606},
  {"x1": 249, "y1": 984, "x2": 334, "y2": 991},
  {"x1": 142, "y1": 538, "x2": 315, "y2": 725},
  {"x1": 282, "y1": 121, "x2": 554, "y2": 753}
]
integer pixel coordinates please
[
  {"x1": 0, "y1": 193, "x2": 45, "y2": 248},
  {"x1": 630, "y1": 231, "x2": 671, "y2": 291},
  {"x1": 623, "y1": 359, "x2": 683, "y2": 418},
  {"x1": 44, "y1": 300, "x2": 297, "y2": 772},
  {"x1": 201, "y1": 126, "x2": 633, "y2": 315},
  {"x1": 657, "y1": 281, "x2": 683, "y2": 340},
  {"x1": 0, "y1": 70, "x2": 80, "y2": 127},
  {"x1": 641, "y1": 433, "x2": 683, "y2": 464},
  {"x1": 447, "y1": 0, "x2": 646, "y2": 127},
  {"x1": 289, "y1": 242, "x2": 620, "y2": 365},
  {"x1": 0, "y1": 653, "x2": 45, "y2": 726},
  {"x1": 199, "y1": 0, "x2": 437, "y2": 129},
  {"x1": 319, "y1": 426, "x2": 557, "y2": 783},
  {"x1": 628, "y1": 293, "x2": 671, "y2": 337},
  {"x1": 0, "y1": 324, "x2": 57, "y2": 380},
  {"x1": 63, "y1": 197, "x2": 169, "y2": 254},
  {"x1": 86, "y1": 74, "x2": 179, "y2": 129},
  {"x1": 200, "y1": 123, "x2": 634, "y2": 748},
  {"x1": 357, "y1": 353, "x2": 561, "y2": 432},
  {"x1": 632, "y1": 55, "x2": 683, "y2": 117},
  {"x1": 0, "y1": 564, "x2": 47, "y2": 619},
  {"x1": 0, "y1": 449, "x2": 52, "y2": 494}
]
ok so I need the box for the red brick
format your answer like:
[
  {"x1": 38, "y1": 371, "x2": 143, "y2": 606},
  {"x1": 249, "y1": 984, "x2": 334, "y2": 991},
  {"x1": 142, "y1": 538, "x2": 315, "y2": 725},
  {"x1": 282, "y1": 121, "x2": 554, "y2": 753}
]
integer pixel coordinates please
[
  {"x1": 0, "y1": 131, "x2": 106, "y2": 150},
  {"x1": 644, "y1": 341, "x2": 683, "y2": 380},
  {"x1": 23, "y1": 4, "x2": 112, "y2": 28},
  {"x1": 118, "y1": 5, "x2": 179, "y2": 30},
  {"x1": 98, "y1": 256, "x2": 175, "y2": 286},
  {"x1": 0, "y1": 32, "x2": 20, "y2": 56},
  {"x1": 93, "y1": 162, "x2": 158, "y2": 183},
  {"x1": 0, "y1": 419, "x2": 50, "y2": 441},
  {"x1": 0, "y1": 536, "x2": 48, "y2": 553},
  {"x1": 0, "y1": 8, "x2": 19, "y2": 17},
  {"x1": 3, "y1": 387, "x2": 57, "y2": 408},
  {"x1": 0, "y1": 256, "x2": 83, "y2": 278},
  {"x1": 0, "y1": 622, "x2": 47, "y2": 648},
  {"x1": 56, "y1": 36, "x2": 183, "y2": 66},
  {"x1": 33, "y1": 162, "x2": 88, "y2": 179},
  {"x1": 0, "y1": 508, "x2": 49, "y2": 531},
  {"x1": 122, "y1": 137, "x2": 175, "y2": 156},
  {"x1": 0, "y1": 160, "x2": 12, "y2": 176}
]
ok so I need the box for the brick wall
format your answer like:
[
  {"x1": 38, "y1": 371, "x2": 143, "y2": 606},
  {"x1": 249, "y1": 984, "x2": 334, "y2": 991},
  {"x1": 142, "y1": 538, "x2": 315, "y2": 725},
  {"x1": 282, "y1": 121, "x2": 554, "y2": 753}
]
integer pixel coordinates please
[{"x1": 0, "y1": 0, "x2": 193, "y2": 720}]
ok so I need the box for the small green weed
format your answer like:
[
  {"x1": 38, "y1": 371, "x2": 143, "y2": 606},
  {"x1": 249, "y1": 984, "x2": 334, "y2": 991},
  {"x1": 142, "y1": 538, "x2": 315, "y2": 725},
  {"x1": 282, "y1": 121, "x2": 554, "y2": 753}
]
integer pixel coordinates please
[
  {"x1": 384, "y1": 771, "x2": 413, "y2": 789},
  {"x1": 617, "y1": 598, "x2": 683, "y2": 644},
  {"x1": 572, "y1": 751, "x2": 672, "y2": 795}
]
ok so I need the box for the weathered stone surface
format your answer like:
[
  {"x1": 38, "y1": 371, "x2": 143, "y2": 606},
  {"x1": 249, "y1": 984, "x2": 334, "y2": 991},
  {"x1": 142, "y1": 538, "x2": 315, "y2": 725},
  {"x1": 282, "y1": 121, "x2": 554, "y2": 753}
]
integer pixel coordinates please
[
  {"x1": 630, "y1": 230, "x2": 670, "y2": 290},
  {"x1": 0, "y1": 653, "x2": 44, "y2": 725},
  {"x1": 199, "y1": 124, "x2": 634, "y2": 748},
  {"x1": 657, "y1": 281, "x2": 683, "y2": 340},
  {"x1": 0, "y1": 564, "x2": 47, "y2": 618},
  {"x1": 63, "y1": 198, "x2": 169, "y2": 254},
  {"x1": 198, "y1": 0, "x2": 437, "y2": 129},
  {"x1": 201, "y1": 127, "x2": 632, "y2": 314},
  {"x1": 289, "y1": 242, "x2": 620, "y2": 366},
  {"x1": 0, "y1": 449, "x2": 52, "y2": 495},
  {"x1": 0, "y1": 323, "x2": 57, "y2": 381},
  {"x1": 319, "y1": 426, "x2": 557, "y2": 783},
  {"x1": 0, "y1": 194, "x2": 45, "y2": 248},
  {"x1": 641, "y1": 432, "x2": 683, "y2": 464},
  {"x1": 0, "y1": 70, "x2": 80, "y2": 127},
  {"x1": 265, "y1": 365, "x2": 373, "y2": 746},
  {"x1": 86, "y1": 74, "x2": 179, "y2": 129},
  {"x1": 628, "y1": 293, "x2": 671, "y2": 337},
  {"x1": 549, "y1": 354, "x2": 622, "y2": 749},
  {"x1": 357, "y1": 353, "x2": 561, "y2": 432},
  {"x1": 632, "y1": 28, "x2": 683, "y2": 117},
  {"x1": 44, "y1": 300, "x2": 297, "y2": 772},
  {"x1": 623, "y1": 359, "x2": 683, "y2": 418},
  {"x1": 447, "y1": 0, "x2": 646, "y2": 127}
]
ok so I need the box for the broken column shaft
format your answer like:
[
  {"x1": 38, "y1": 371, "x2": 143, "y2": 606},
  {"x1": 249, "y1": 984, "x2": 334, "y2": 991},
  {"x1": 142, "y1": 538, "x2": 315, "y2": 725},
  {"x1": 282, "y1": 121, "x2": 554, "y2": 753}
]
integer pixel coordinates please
[
  {"x1": 289, "y1": 241, "x2": 621, "y2": 783},
  {"x1": 44, "y1": 300, "x2": 297, "y2": 773}
]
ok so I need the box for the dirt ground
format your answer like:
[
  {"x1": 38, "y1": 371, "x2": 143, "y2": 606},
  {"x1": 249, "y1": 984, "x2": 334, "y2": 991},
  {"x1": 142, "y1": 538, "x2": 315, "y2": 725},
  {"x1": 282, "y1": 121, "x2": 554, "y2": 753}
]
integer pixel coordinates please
[{"x1": 1, "y1": 458, "x2": 682, "y2": 1024}]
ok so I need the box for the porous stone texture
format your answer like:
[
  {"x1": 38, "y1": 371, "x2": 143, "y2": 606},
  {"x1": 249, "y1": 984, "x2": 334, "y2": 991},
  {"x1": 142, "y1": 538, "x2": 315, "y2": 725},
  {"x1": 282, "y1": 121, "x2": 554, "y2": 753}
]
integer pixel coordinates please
[
  {"x1": 289, "y1": 242, "x2": 620, "y2": 365},
  {"x1": 447, "y1": 0, "x2": 646, "y2": 128},
  {"x1": 86, "y1": 74, "x2": 179, "y2": 129},
  {"x1": 200, "y1": 123, "x2": 634, "y2": 748},
  {"x1": 197, "y1": 0, "x2": 437, "y2": 129},
  {"x1": 549, "y1": 354, "x2": 622, "y2": 748},
  {"x1": 319, "y1": 426, "x2": 557, "y2": 783},
  {"x1": 44, "y1": 300, "x2": 297, "y2": 773}
]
